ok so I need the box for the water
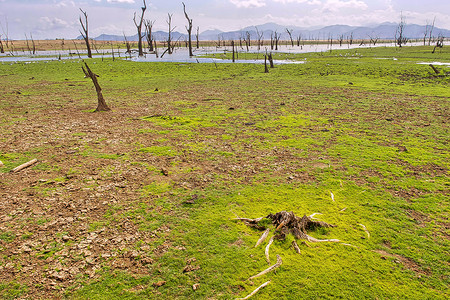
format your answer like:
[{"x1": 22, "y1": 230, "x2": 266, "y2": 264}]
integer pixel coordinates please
[{"x1": 0, "y1": 41, "x2": 425, "y2": 65}]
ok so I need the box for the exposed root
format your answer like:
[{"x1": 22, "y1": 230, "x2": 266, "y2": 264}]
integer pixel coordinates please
[
  {"x1": 234, "y1": 217, "x2": 265, "y2": 223},
  {"x1": 308, "y1": 213, "x2": 322, "y2": 219},
  {"x1": 248, "y1": 255, "x2": 282, "y2": 280},
  {"x1": 265, "y1": 236, "x2": 274, "y2": 264},
  {"x1": 341, "y1": 243, "x2": 358, "y2": 248},
  {"x1": 255, "y1": 229, "x2": 270, "y2": 248},
  {"x1": 303, "y1": 233, "x2": 340, "y2": 243},
  {"x1": 236, "y1": 281, "x2": 271, "y2": 300},
  {"x1": 359, "y1": 223, "x2": 370, "y2": 238},
  {"x1": 292, "y1": 241, "x2": 301, "y2": 254},
  {"x1": 330, "y1": 191, "x2": 335, "y2": 202}
]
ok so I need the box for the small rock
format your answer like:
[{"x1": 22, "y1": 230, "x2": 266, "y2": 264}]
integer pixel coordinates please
[
  {"x1": 0, "y1": 160, "x2": 4, "y2": 167},
  {"x1": 193, "y1": 283, "x2": 200, "y2": 291}
]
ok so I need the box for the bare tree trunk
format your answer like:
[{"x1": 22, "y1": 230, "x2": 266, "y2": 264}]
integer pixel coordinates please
[
  {"x1": 182, "y1": 2, "x2": 194, "y2": 57},
  {"x1": 395, "y1": 12, "x2": 408, "y2": 47},
  {"x1": 286, "y1": 28, "x2": 294, "y2": 47},
  {"x1": 255, "y1": 27, "x2": 263, "y2": 50},
  {"x1": 79, "y1": 8, "x2": 92, "y2": 58},
  {"x1": 428, "y1": 17, "x2": 436, "y2": 46},
  {"x1": 232, "y1": 40, "x2": 235, "y2": 62},
  {"x1": 133, "y1": 0, "x2": 147, "y2": 57},
  {"x1": 166, "y1": 14, "x2": 175, "y2": 55},
  {"x1": 196, "y1": 26, "x2": 200, "y2": 49},
  {"x1": 83, "y1": 62, "x2": 110, "y2": 112},
  {"x1": 0, "y1": 37, "x2": 4, "y2": 53},
  {"x1": 145, "y1": 20, "x2": 155, "y2": 52}
]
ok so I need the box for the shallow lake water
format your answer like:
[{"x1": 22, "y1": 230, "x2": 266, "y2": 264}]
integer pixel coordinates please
[{"x1": 0, "y1": 41, "x2": 429, "y2": 65}]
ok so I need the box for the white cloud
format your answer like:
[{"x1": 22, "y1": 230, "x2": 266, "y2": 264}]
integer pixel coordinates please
[{"x1": 230, "y1": 0, "x2": 266, "y2": 8}]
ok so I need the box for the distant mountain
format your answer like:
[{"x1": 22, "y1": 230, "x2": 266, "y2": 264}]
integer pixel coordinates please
[{"x1": 83, "y1": 22, "x2": 450, "y2": 42}]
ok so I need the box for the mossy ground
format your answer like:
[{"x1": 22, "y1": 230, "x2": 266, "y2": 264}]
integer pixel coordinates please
[{"x1": 0, "y1": 45, "x2": 448, "y2": 299}]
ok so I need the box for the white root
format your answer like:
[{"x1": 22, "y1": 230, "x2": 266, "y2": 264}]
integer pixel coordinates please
[
  {"x1": 236, "y1": 281, "x2": 271, "y2": 300},
  {"x1": 304, "y1": 233, "x2": 340, "y2": 243},
  {"x1": 341, "y1": 243, "x2": 358, "y2": 248},
  {"x1": 11, "y1": 159, "x2": 38, "y2": 173},
  {"x1": 308, "y1": 213, "x2": 322, "y2": 219},
  {"x1": 248, "y1": 255, "x2": 282, "y2": 280},
  {"x1": 265, "y1": 236, "x2": 274, "y2": 264},
  {"x1": 340, "y1": 207, "x2": 347, "y2": 212},
  {"x1": 292, "y1": 240, "x2": 301, "y2": 254},
  {"x1": 359, "y1": 224, "x2": 370, "y2": 238},
  {"x1": 330, "y1": 191, "x2": 335, "y2": 202},
  {"x1": 255, "y1": 229, "x2": 270, "y2": 248}
]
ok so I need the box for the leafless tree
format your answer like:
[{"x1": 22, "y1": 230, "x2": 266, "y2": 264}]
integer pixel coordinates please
[
  {"x1": 82, "y1": 62, "x2": 111, "y2": 112},
  {"x1": 145, "y1": 20, "x2": 155, "y2": 51},
  {"x1": 296, "y1": 34, "x2": 302, "y2": 46},
  {"x1": 25, "y1": 33, "x2": 36, "y2": 55},
  {"x1": 133, "y1": 0, "x2": 147, "y2": 57},
  {"x1": 195, "y1": 26, "x2": 200, "y2": 49},
  {"x1": 79, "y1": 8, "x2": 92, "y2": 58},
  {"x1": 428, "y1": 17, "x2": 436, "y2": 46},
  {"x1": 255, "y1": 27, "x2": 264, "y2": 50},
  {"x1": 166, "y1": 13, "x2": 175, "y2": 55},
  {"x1": 432, "y1": 33, "x2": 444, "y2": 54},
  {"x1": 395, "y1": 13, "x2": 408, "y2": 47},
  {"x1": 0, "y1": 36, "x2": 4, "y2": 53},
  {"x1": 182, "y1": 2, "x2": 194, "y2": 57},
  {"x1": 286, "y1": 28, "x2": 294, "y2": 47},
  {"x1": 245, "y1": 31, "x2": 251, "y2": 51},
  {"x1": 368, "y1": 33, "x2": 379, "y2": 46},
  {"x1": 348, "y1": 32, "x2": 353, "y2": 45},
  {"x1": 0, "y1": 17, "x2": 10, "y2": 48}
]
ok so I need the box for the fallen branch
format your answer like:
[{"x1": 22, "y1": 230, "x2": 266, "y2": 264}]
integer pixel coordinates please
[
  {"x1": 248, "y1": 255, "x2": 282, "y2": 280},
  {"x1": 265, "y1": 236, "x2": 274, "y2": 264},
  {"x1": 429, "y1": 64, "x2": 440, "y2": 75},
  {"x1": 236, "y1": 281, "x2": 270, "y2": 300},
  {"x1": 11, "y1": 159, "x2": 38, "y2": 173},
  {"x1": 234, "y1": 217, "x2": 265, "y2": 223},
  {"x1": 255, "y1": 228, "x2": 270, "y2": 247},
  {"x1": 359, "y1": 223, "x2": 370, "y2": 238}
]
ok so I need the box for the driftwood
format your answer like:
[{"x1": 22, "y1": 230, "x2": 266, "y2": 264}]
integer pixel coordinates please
[
  {"x1": 248, "y1": 255, "x2": 282, "y2": 280},
  {"x1": 11, "y1": 159, "x2": 38, "y2": 173},
  {"x1": 236, "y1": 281, "x2": 270, "y2": 300}
]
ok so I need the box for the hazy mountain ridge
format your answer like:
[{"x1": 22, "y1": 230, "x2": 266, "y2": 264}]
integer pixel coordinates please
[{"x1": 86, "y1": 22, "x2": 450, "y2": 42}]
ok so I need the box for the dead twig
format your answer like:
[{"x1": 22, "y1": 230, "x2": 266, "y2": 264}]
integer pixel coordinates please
[
  {"x1": 255, "y1": 228, "x2": 270, "y2": 247},
  {"x1": 303, "y1": 233, "x2": 340, "y2": 243},
  {"x1": 330, "y1": 191, "x2": 335, "y2": 202},
  {"x1": 11, "y1": 159, "x2": 38, "y2": 173},
  {"x1": 248, "y1": 255, "x2": 282, "y2": 280},
  {"x1": 265, "y1": 236, "x2": 274, "y2": 264},
  {"x1": 236, "y1": 281, "x2": 270, "y2": 300}
]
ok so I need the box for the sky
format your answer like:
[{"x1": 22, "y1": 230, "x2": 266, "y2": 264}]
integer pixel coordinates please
[{"x1": 0, "y1": 0, "x2": 449, "y2": 39}]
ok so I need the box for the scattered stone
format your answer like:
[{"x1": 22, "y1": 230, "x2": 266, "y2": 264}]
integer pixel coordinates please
[
  {"x1": 0, "y1": 160, "x2": 4, "y2": 167},
  {"x1": 193, "y1": 283, "x2": 200, "y2": 291}
]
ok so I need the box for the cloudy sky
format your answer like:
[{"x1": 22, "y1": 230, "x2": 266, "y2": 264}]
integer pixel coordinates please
[{"x1": 1, "y1": 0, "x2": 449, "y2": 39}]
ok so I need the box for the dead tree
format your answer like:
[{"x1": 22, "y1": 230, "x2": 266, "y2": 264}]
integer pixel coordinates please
[
  {"x1": 0, "y1": 36, "x2": 4, "y2": 53},
  {"x1": 166, "y1": 13, "x2": 175, "y2": 55},
  {"x1": 428, "y1": 17, "x2": 436, "y2": 46},
  {"x1": 245, "y1": 31, "x2": 251, "y2": 51},
  {"x1": 145, "y1": 20, "x2": 155, "y2": 52},
  {"x1": 296, "y1": 34, "x2": 302, "y2": 46},
  {"x1": 79, "y1": 8, "x2": 92, "y2": 58},
  {"x1": 286, "y1": 28, "x2": 294, "y2": 47},
  {"x1": 133, "y1": 0, "x2": 147, "y2": 57},
  {"x1": 368, "y1": 34, "x2": 379, "y2": 46},
  {"x1": 338, "y1": 34, "x2": 344, "y2": 47},
  {"x1": 432, "y1": 33, "x2": 444, "y2": 54},
  {"x1": 182, "y1": 2, "x2": 194, "y2": 57},
  {"x1": 195, "y1": 26, "x2": 200, "y2": 49},
  {"x1": 255, "y1": 27, "x2": 264, "y2": 50},
  {"x1": 395, "y1": 13, "x2": 408, "y2": 48},
  {"x1": 82, "y1": 62, "x2": 110, "y2": 112}
]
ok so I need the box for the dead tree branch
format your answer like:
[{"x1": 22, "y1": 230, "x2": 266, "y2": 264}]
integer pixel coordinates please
[
  {"x1": 79, "y1": 8, "x2": 92, "y2": 58},
  {"x1": 133, "y1": 0, "x2": 147, "y2": 57},
  {"x1": 83, "y1": 62, "x2": 111, "y2": 112}
]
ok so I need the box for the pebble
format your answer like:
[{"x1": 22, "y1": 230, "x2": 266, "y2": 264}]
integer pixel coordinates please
[{"x1": 0, "y1": 160, "x2": 3, "y2": 167}]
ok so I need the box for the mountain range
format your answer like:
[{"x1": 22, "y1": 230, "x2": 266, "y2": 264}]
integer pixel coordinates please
[{"x1": 87, "y1": 22, "x2": 450, "y2": 42}]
